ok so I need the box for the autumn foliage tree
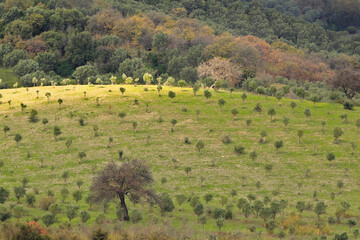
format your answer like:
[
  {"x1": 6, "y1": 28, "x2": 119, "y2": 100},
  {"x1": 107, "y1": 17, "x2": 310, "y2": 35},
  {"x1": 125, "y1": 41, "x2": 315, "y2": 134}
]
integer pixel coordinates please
[{"x1": 197, "y1": 57, "x2": 242, "y2": 87}]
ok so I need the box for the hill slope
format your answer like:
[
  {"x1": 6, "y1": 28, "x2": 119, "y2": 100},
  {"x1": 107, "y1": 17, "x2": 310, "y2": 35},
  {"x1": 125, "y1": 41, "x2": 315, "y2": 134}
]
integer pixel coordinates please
[{"x1": 0, "y1": 85, "x2": 359, "y2": 238}]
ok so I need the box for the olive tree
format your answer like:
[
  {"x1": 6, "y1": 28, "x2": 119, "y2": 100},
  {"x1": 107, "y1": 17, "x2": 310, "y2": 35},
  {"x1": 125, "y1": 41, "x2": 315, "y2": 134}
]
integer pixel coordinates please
[
  {"x1": 314, "y1": 201, "x2": 327, "y2": 220},
  {"x1": 58, "y1": 99, "x2": 63, "y2": 108},
  {"x1": 14, "y1": 133, "x2": 22, "y2": 147},
  {"x1": 267, "y1": 108, "x2": 276, "y2": 121},
  {"x1": 204, "y1": 90, "x2": 212, "y2": 100},
  {"x1": 196, "y1": 140, "x2": 205, "y2": 154},
  {"x1": 193, "y1": 83, "x2": 200, "y2": 96},
  {"x1": 157, "y1": 85, "x2": 162, "y2": 96},
  {"x1": 218, "y1": 99, "x2": 226, "y2": 110},
  {"x1": 0, "y1": 187, "x2": 9, "y2": 204},
  {"x1": 231, "y1": 108, "x2": 239, "y2": 120},
  {"x1": 171, "y1": 119, "x2": 177, "y2": 132},
  {"x1": 168, "y1": 91, "x2": 176, "y2": 102},
  {"x1": 333, "y1": 127, "x2": 344, "y2": 143},
  {"x1": 290, "y1": 101, "x2": 297, "y2": 110},
  {"x1": 241, "y1": 93, "x2": 247, "y2": 102},
  {"x1": 297, "y1": 130, "x2": 304, "y2": 143},
  {"x1": 45, "y1": 92, "x2": 51, "y2": 102},
  {"x1": 178, "y1": 80, "x2": 187, "y2": 90},
  {"x1": 304, "y1": 109, "x2": 311, "y2": 119},
  {"x1": 53, "y1": 126, "x2": 61, "y2": 141},
  {"x1": 3, "y1": 126, "x2": 10, "y2": 137},
  {"x1": 283, "y1": 117, "x2": 289, "y2": 129},
  {"x1": 274, "y1": 140, "x2": 283, "y2": 153}
]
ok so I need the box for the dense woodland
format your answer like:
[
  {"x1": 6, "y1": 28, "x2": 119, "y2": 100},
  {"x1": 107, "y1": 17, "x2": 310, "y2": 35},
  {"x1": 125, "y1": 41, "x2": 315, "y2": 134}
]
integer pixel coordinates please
[{"x1": 0, "y1": 0, "x2": 359, "y2": 104}]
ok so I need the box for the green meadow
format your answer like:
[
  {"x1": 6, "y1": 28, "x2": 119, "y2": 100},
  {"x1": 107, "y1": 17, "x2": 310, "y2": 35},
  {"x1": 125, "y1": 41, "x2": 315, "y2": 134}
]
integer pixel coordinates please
[{"x1": 0, "y1": 85, "x2": 359, "y2": 239}]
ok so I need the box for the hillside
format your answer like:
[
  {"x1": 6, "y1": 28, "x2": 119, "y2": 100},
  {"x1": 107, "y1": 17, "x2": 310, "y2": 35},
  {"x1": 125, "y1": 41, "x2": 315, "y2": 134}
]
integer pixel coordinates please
[{"x1": 0, "y1": 85, "x2": 359, "y2": 239}]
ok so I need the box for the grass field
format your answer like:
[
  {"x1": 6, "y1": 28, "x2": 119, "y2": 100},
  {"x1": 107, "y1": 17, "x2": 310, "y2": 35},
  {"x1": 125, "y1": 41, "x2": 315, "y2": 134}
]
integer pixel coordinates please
[{"x1": 0, "y1": 84, "x2": 359, "y2": 239}]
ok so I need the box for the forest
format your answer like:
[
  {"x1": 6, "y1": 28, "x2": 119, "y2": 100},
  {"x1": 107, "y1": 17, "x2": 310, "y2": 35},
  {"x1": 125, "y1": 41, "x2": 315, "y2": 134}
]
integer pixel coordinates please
[{"x1": 0, "y1": 0, "x2": 359, "y2": 104}]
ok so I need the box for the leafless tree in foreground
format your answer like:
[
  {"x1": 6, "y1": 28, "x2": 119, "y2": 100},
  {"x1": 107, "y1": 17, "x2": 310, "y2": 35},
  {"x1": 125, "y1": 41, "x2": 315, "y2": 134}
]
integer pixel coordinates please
[{"x1": 90, "y1": 160, "x2": 157, "y2": 221}]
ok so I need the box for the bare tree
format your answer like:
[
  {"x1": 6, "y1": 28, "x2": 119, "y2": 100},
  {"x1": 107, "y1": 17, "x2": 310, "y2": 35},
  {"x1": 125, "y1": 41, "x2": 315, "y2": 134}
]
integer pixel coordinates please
[
  {"x1": 90, "y1": 160, "x2": 157, "y2": 221},
  {"x1": 331, "y1": 68, "x2": 360, "y2": 100}
]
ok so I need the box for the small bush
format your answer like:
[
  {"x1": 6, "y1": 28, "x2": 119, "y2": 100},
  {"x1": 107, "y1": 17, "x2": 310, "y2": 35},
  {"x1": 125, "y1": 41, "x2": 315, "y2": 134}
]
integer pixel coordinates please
[
  {"x1": 234, "y1": 145, "x2": 245, "y2": 155},
  {"x1": 224, "y1": 209, "x2": 233, "y2": 219},
  {"x1": 222, "y1": 135, "x2": 231, "y2": 144},
  {"x1": 343, "y1": 101, "x2": 354, "y2": 110}
]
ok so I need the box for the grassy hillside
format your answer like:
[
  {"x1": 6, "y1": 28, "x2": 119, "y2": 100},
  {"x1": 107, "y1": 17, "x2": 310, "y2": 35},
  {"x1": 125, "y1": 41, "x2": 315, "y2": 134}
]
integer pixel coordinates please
[{"x1": 0, "y1": 85, "x2": 359, "y2": 239}]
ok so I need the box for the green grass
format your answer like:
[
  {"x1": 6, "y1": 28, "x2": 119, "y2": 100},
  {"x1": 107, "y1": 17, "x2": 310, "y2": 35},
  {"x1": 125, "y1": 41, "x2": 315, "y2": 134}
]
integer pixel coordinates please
[
  {"x1": 0, "y1": 85, "x2": 359, "y2": 239},
  {"x1": 0, "y1": 68, "x2": 19, "y2": 88}
]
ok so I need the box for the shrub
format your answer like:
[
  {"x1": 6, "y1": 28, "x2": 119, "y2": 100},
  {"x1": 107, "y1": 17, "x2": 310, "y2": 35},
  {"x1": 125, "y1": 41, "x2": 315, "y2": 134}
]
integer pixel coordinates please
[
  {"x1": 157, "y1": 85, "x2": 162, "y2": 96},
  {"x1": 29, "y1": 109, "x2": 39, "y2": 122},
  {"x1": 274, "y1": 140, "x2": 283, "y2": 153},
  {"x1": 304, "y1": 109, "x2": 311, "y2": 119},
  {"x1": 204, "y1": 194, "x2": 213, "y2": 204},
  {"x1": 132, "y1": 121, "x2": 138, "y2": 130},
  {"x1": 218, "y1": 99, "x2": 226, "y2": 110},
  {"x1": 26, "y1": 194, "x2": 36, "y2": 207},
  {"x1": 212, "y1": 208, "x2": 225, "y2": 219},
  {"x1": 343, "y1": 101, "x2": 354, "y2": 110},
  {"x1": 254, "y1": 103, "x2": 262, "y2": 112},
  {"x1": 53, "y1": 126, "x2": 61, "y2": 141},
  {"x1": 49, "y1": 204, "x2": 61, "y2": 217},
  {"x1": 234, "y1": 145, "x2": 245, "y2": 155},
  {"x1": 0, "y1": 187, "x2": 9, "y2": 204},
  {"x1": 3, "y1": 125, "x2": 10, "y2": 137},
  {"x1": 159, "y1": 193, "x2": 175, "y2": 213},
  {"x1": 265, "y1": 164, "x2": 273, "y2": 173},
  {"x1": 42, "y1": 118, "x2": 48, "y2": 127},
  {"x1": 196, "y1": 140, "x2": 205, "y2": 153},
  {"x1": 14, "y1": 186, "x2": 26, "y2": 202},
  {"x1": 204, "y1": 90, "x2": 212, "y2": 99},
  {"x1": 175, "y1": 194, "x2": 187, "y2": 207},
  {"x1": 241, "y1": 93, "x2": 247, "y2": 102},
  {"x1": 79, "y1": 210, "x2": 90, "y2": 223},
  {"x1": 91, "y1": 229, "x2": 109, "y2": 240},
  {"x1": 78, "y1": 118, "x2": 85, "y2": 126},
  {"x1": 168, "y1": 91, "x2": 176, "y2": 101},
  {"x1": 259, "y1": 130, "x2": 267, "y2": 143},
  {"x1": 246, "y1": 119, "x2": 252, "y2": 126},
  {"x1": 327, "y1": 152, "x2": 335, "y2": 163},
  {"x1": 66, "y1": 205, "x2": 79, "y2": 221},
  {"x1": 231, "y1": 108, "x2": 239, "y2": 120},
  {"x1": 0, "y1": 206, "x2": 11, "y2": 222},
  {"x1": 13, "y1": 205, "x2": 27, "y2": 218},
  {"x1": 42, "y1": 213, "x2": 55, "y2": 227},
  {"x1": 224, "y1": 209, "x2": 233, "y2": 219},
  {"x1": 194, "y1": 203, "x2": 204, "y2": 218},
  {"x1": 333, "y1": 127, "x2": 344, "y2": 143},
  {"x1": 222, "y1": 135, "x2": 231, "y2": 144}
]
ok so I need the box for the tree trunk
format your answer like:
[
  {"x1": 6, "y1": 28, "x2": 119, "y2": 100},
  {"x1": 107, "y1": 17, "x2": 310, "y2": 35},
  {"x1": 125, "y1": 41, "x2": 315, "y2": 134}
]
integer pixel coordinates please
[{"x1": 119, "y1": 193, "x2": 129, "y2": 221}]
